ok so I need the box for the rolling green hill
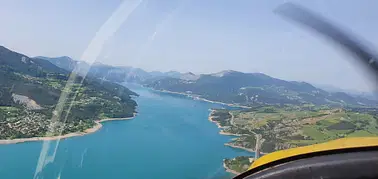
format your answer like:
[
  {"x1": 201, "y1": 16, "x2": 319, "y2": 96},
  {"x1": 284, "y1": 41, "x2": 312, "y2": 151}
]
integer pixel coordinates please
[{"x1": 0, "y1": 46, "x2": 138, "y2": 139}]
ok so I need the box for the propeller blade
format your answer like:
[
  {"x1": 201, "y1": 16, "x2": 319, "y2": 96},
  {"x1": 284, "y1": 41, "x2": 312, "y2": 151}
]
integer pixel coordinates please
[{"x1": 275, "y1": 3, "x2": 378, "y2": 78}]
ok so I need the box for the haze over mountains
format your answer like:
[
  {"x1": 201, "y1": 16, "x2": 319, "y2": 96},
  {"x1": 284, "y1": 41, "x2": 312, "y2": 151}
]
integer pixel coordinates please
[
  {"x1": 313, "y1": 83, "x2": 378, "y2": 100},
  {"x1": 37, "y1": 56, "x2": 199, "y2": 83},
  {"x1": 34, "y1": 54, "x2": 378, "y2": 108},
  {"x1": 145, "y1": 70, "x2": 378, "y2": 106}
]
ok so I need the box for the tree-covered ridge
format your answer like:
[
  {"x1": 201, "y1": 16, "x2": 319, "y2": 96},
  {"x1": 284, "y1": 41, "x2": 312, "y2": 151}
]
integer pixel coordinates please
[
  {"x1": 0, "y1": 46, "x2": 138, "y2": 140},
  {"x1": 145, "y1": 70, "x2": 377, "y2": 107}
]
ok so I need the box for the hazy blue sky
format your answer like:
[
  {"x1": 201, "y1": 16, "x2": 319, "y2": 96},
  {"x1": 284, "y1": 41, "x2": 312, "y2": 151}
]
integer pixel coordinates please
[{"x1": 0, "y1": 0, "x2": 377, "y2": 91}]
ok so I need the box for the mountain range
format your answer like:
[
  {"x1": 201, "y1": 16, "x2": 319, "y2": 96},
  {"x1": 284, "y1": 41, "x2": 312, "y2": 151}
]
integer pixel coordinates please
[
  {"x1": 27, "y1": 52, "x2": 378, "y2": 107},
  {"x1": 36, "y1": 56, "x2": 199, "y2": 83},
  {"x1": 144, "y1": 70, "x2": 377, "y2": 107}
]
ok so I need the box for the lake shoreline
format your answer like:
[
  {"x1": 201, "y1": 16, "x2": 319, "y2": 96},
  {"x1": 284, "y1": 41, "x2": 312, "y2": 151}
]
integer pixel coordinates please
[
  {"x1": 208, "y1": 109, "x2": 225, "y2": 129},
  {"x1": 223, "y1": 159, "x2": 241, "y2": 175},
  {"x1": 154, "y1": 88, "x2": 255, "y2": 175},
  {"x1": 151, "y1": 88, "x2": 251, "y2": 109},
  {"x1": 208, "y1": 108, "x2": 257, "y2": 176},
  {"x1": 158, "y1": 88, "x2": 263, "y2": 155},
  {"x1": 208, "y1": 109, "x2": 253, "y2": 151},
  {"x1": 208, "y1": 110, "x2": 242, "y2": 136},
  {"x1": 0, "y1": 114, "x2": 136, "y2": 145},
  {"x1": 224, "y1": 143, "x2": 255, "y2": 153},
  {"x1": 219, "y1": 130, "x2": 243, "y2": 136}
]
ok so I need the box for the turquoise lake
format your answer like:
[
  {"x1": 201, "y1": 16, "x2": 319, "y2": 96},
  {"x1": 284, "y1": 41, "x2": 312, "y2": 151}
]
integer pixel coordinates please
[{"x1": 0, "y1": 85, "x2": 253, "y2": 179}]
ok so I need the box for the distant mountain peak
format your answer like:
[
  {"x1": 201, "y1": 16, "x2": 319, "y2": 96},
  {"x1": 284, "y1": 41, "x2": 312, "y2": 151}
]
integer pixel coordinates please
[
  {"x1": 92, "y1": 62, "x2": 107, "y2": 66},
  {"x1": 0, "y1": 45, "x2": 10, "y2": 52},
  {"x1": 184, "y1": 72, "x2": 195, "y2": 75},
  {"x1": 59, "y1": 56, "x2": 74, "y2": 61},
  {"x1": 180, "y1": 72, "x2": 199, "y2": 80},
  {"x1": 211, "y1": 70, "x2": 240, "y2": 77},
  {"x1": 35, "y1": 55, "x2": 74, "y2": 61}
]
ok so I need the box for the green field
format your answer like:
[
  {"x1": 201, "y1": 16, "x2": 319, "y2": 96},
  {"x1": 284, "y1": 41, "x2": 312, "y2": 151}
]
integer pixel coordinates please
[
  {"x1": 0, "y1": 106, "x2": 18, "y2": 111},
  {"x1": 347, "y1": 130, "x2": 376, "y2": 137},
  {"x1": 213, "y1": 105, "x2": 378, "y2": 154},
  {"x1": 302, "y1": 126, "x2": 327, "y2": 141}
]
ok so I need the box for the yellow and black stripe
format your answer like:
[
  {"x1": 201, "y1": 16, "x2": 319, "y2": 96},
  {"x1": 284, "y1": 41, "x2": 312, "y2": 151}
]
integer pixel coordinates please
[{"x1": 235, "y1": 137, "x2": 378, "y2": 179}]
